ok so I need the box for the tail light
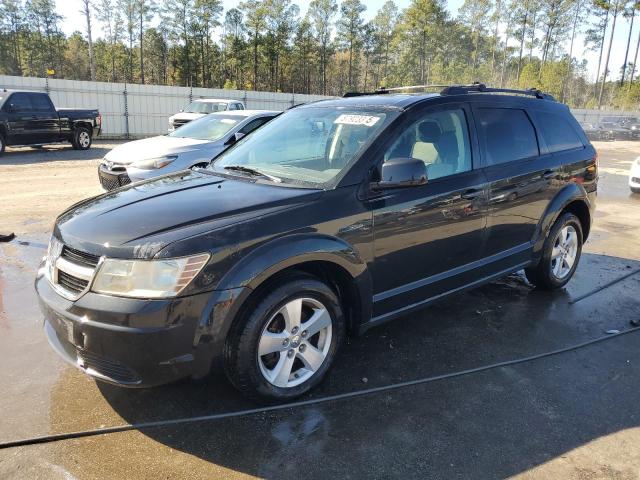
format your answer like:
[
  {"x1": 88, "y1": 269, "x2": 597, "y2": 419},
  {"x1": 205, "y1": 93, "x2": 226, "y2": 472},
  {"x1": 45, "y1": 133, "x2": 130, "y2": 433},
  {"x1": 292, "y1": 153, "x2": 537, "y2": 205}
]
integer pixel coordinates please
[{"x1": 97, "y1": 114, "x2": 102, "y2": 126}]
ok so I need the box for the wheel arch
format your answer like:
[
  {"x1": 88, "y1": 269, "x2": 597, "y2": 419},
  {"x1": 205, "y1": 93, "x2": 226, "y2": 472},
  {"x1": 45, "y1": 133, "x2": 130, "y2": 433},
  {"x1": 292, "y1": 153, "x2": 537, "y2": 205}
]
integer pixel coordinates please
[
  {"x1": 217, "y1": 233, "x2": 373, "y2": 337},
  {"x1": 533, "y1": 183, "x2": 593, "y2": 256}
]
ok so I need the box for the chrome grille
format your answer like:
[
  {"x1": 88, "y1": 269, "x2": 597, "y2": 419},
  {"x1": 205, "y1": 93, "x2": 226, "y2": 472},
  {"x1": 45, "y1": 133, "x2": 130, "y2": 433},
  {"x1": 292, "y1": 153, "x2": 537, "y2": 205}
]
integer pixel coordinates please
[
  {"x1": 58, "y1": 270, "x2": 89, "y2": 294},
  {"x1": 61, "y1": 246, "x2": 100, "y2": 268},
  {"x1": 47, "y1": 237, "x2": 101, "y2": 300}
]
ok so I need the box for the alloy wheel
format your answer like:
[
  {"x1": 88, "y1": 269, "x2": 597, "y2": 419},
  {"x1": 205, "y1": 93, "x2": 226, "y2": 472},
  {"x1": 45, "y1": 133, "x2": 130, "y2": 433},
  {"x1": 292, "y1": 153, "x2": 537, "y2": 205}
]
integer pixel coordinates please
[
  {"x1": 258, "y1": 297, "x2": 333, "y2": 388},
  {"x1": 550, "y1": 225, "x2": 578, "y2": 279}
]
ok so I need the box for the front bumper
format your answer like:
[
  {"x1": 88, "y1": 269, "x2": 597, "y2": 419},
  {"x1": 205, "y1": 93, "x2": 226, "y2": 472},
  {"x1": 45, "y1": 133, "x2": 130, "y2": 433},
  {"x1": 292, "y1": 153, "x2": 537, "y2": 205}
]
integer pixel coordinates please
[{"x1": 36, "y1": 273, "x2": 246, "y2": 387}]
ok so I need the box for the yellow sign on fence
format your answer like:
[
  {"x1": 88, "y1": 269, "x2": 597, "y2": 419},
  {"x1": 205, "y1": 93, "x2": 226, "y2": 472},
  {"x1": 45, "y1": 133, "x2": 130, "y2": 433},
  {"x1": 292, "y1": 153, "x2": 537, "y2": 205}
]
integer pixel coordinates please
[{"x1": 46, "y1": 69, "x2": 55, "y2": 76}]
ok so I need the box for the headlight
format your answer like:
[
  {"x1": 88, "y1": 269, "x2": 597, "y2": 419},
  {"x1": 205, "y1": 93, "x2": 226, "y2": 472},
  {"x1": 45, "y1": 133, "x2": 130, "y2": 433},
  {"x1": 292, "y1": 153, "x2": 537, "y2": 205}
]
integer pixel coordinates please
[
  {"x1": 92, "y1": 253, "x2": 210, "y2": 298},
  {"x1": 131, "y1": 155, "x2": 178, "y2": 170}
]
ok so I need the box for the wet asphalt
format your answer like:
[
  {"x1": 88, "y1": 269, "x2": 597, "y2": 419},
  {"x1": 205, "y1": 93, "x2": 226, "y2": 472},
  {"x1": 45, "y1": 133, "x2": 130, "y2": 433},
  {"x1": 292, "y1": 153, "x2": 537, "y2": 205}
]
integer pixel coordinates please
[{"x1": 0, "y1": 142, "x2": 639, "y2": 479}]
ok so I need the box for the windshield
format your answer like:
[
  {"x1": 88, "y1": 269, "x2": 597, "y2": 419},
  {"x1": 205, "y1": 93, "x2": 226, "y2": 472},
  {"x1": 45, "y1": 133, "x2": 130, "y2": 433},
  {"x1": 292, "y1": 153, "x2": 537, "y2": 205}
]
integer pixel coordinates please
[
  {"x1": 168, "y1": 114, "x2": 244, "y2": 141},
  {"x1": 210, "y1": 107, "x2": 392, "y2": 187},
  {"x1": 184, "y1": 101, "x2": 229, "y2": 114}
]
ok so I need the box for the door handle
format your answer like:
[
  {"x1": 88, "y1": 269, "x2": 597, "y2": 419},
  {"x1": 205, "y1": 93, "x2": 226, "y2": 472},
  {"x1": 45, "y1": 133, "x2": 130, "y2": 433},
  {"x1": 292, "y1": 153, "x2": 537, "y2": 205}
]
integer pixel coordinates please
[
  {"x1": 542, "y1": 170, "x2": 555, "y2": 179},
  {"x1": 461, "y1": 189, "x2": 483, "y2": 200}
]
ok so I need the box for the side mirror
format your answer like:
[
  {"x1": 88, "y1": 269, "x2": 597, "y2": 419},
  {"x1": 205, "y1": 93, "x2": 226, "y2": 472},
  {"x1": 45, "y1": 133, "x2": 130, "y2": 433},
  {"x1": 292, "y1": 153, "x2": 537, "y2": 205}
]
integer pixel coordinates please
[
  {"x1": 225, "y1": 131, "x2": 246, "y2": 146},
  {"x1": 372, "y1": 157, "x2": 427, "y2": 189}
]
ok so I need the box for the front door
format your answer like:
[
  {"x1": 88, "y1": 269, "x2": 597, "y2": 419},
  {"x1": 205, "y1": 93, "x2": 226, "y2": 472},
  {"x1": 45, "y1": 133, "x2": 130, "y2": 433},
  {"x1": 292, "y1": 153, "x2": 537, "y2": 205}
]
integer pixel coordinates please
[
  {"x1": 368, "y1": 104, "x2": 488, "y2": 321},
  {"x1": 2, "y1": 93, "x2": 35, "y2": 145}
]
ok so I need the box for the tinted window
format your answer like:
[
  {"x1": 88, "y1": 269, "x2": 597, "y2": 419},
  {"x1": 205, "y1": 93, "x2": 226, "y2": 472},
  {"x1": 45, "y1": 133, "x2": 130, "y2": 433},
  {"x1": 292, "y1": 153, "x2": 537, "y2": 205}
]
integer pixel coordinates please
[
  {"x1": 384, "y1": 108, "x2": 472, "y2": 180},
  {"x1": 477, "y1": 108, "x2": 539, "y2": 165},
  {"x1": 238, "y1": 116, "x2": 272, "y2": 135},
  {"x1": 6, "y1": 93, "x2": 33, "y2": 112},
  {"x1": 29, "y1": 93, "x2": 54, "y2": 112},
  {"x1": 537, "y1": 112, "x2": 583, "y2": 152}
]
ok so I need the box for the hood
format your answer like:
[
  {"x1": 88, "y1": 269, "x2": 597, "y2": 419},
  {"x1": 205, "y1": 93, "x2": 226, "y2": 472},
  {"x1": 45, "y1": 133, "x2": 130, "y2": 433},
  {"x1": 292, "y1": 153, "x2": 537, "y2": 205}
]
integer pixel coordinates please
[
  {"x1": 105, "y1": 136, "x2": 217, "y2": 165},
  {"x1": 54, "y1": 171, "x2": 320, "y2": 259},
  {"x1": 170, "y1": 112, "x2": 207, "y2": 122}
]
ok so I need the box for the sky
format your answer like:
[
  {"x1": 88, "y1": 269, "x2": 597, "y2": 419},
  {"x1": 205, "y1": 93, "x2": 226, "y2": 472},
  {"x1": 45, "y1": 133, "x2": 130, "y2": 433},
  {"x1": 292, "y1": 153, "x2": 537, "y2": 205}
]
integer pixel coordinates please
[{"x1": 56, "y1": 0, "x2": 634, "y2": 83}]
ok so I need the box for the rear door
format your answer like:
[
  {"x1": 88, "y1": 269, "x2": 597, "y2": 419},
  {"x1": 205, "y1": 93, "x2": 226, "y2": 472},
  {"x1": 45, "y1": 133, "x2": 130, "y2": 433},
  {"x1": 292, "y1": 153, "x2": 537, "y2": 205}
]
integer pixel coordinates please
[
  {"x1": 27, "y1": 93, "x2": 60, "y2": 142},
  {"x1": 369, "y1": 103, "x2": 489, "y2": 319},
  {"x1": 472, "y1": 104, "x2": 562, "y2": 268}
]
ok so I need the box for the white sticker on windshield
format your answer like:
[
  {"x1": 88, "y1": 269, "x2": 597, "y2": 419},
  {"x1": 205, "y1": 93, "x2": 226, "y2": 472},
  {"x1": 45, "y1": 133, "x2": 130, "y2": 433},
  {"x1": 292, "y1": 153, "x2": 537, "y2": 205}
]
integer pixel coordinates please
[
  {"x1": 220, "y1": 119, "x2": 237, "y2": 124},
  {"x1": 334, "y1": 114, "x2": 381, "y2": 127}
]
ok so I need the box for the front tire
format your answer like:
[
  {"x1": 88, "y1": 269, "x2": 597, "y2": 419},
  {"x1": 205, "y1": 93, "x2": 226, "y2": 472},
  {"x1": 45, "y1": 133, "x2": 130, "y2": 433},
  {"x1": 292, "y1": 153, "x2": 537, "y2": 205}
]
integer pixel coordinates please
[
  {"x1": 224, "y1": 274, "x2": 345, "y2": 403},
  {"x1": 72, "y1": 127, "x2": 92, "y2": 150},
  {"x1": 525, "y1": 212, "x2": 583, "y2": 290}
]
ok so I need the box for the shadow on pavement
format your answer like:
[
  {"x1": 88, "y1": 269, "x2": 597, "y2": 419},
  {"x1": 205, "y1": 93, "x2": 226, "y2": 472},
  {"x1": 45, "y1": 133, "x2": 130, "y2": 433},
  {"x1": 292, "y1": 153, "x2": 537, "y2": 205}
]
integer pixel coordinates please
[
  {"x1": 1, "y1": 145, "x2": 114, "y2": 165},
  {"x1": 39, "y1": 252, "x2": 640, "y2": 477}
]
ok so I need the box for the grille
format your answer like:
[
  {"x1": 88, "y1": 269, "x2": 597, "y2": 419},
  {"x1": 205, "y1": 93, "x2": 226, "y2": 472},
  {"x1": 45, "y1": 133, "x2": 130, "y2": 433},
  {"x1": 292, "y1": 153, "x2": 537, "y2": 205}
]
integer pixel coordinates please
[
  {"x1": 77, "y1": 349, "x2": 140, "y2": 384},
  {"x1": 58, "y1": 270, "x2": 89, "y2": 294},
  {"x1": 99, "y1": 171, "x2": 131, "y2": 190},
  {"x1": 632, "y1": 177, "x2": 640, "y2": 183},
  {"x1": 61, "y1": 245, "x2": 100, "y2": 268}
]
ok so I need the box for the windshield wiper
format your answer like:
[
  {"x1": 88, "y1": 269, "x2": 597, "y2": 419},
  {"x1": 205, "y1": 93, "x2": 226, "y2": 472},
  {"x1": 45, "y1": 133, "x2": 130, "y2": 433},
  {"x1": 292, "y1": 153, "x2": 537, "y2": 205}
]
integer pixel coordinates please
[{"x1": 224, "y1": 165, "x2": 281, "y2": 183}]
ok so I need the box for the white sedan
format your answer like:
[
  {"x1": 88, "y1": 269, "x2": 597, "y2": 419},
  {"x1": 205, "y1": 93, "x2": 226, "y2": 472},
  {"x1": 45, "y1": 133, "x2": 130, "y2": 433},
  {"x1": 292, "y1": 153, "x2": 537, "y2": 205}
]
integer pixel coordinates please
[{"x1": 98, "y1": 110, "x2": 279, "y2": 190}]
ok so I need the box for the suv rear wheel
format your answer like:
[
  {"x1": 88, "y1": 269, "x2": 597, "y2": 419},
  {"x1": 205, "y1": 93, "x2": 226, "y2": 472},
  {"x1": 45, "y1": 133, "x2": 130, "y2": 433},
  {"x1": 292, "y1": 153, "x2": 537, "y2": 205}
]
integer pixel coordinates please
[
  {"x1": 224, "y1": 274, "x2": 344, "y2": 402},
  {"x1": 525, "y1": 212, "x2": 583, "y2": 290}
]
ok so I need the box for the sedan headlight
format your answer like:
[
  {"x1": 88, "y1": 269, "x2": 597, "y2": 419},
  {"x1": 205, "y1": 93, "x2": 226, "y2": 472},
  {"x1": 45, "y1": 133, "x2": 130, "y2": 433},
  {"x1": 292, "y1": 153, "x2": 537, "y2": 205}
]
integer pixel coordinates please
[
  {"x1": 92, "y1": 253, "x2": 210, "y2": 298},
  {"x1": 131, "y1": 155, "x2": 178, "y2": 170}
]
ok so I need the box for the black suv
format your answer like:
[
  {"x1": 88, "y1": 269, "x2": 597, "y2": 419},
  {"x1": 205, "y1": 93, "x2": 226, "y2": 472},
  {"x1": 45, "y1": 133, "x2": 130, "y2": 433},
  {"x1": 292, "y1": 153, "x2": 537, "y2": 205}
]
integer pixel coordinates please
[{"x1": 35, "y1": 85, "x2": 597, "y2": 402}]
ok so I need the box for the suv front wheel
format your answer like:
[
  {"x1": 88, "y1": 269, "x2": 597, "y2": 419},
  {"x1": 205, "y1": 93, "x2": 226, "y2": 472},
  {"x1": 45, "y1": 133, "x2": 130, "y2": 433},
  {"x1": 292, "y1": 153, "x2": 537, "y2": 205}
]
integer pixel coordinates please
[
  {"x1": 525, "y1": 212, "x2": 583, "y2": 290},
  {"x1": 224, "y1": 274, "x2": 345, "y2": 402}
]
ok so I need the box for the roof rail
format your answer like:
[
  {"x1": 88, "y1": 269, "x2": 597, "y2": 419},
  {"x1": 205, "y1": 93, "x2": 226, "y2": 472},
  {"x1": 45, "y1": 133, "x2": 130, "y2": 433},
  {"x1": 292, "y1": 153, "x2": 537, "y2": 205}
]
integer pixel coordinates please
[
  {"x1": 343, "y1": 89, "x2": 390, "y2": 97},
  {"x1": 441, "y1": 82, "x2": 556, "y2": 101}
]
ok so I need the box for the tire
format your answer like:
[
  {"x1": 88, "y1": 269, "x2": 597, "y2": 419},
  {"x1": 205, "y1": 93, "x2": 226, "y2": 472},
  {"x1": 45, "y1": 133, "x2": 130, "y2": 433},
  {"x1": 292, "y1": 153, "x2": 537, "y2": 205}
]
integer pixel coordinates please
[
  {"x1": 525, "y1": 212, "x2": 583, "y2": 290},
  {"x1": 224, "y1": 273, "x2": 345, "y2": 403},
  {"x1": 0, "y1": 133, "x2": 5, "y2": 156},
  {"x1": 72, "y1": 127, "x2": 92, "y2": 150},
  {"x1": 631, "y1": 187, "x2": 640, "y2": 194}
]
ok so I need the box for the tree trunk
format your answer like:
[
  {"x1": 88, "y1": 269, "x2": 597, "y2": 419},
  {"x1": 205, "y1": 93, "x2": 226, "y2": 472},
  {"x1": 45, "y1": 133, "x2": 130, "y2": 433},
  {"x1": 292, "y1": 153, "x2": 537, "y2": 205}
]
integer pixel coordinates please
[
  {"x1": 595, "y1": 3, "x2": 610, "y2": 97},
  {"x1": 491, "y1": 0, "x2": 502, "y2": 71},
  {"x1": 83, "y1": 0, "x2": 96, "y2": 81},
  {"x1": 598, "y1": 0, "x2": 619, "y2": 110},
  {"x1": 253, "y1": 31, "x2": 259, "y2": 90},
  {"x1": 140, "y1": 10, "x2": 145, "y2": 84},
  {"x1": 599, "y1": 3, "x2": 620, "y2": 108},
  {"x1": 561, "y1": 0, "x2": 581, "y2": 102},
  {"x1": 621, "y1": 6, "x2": 635, "y2": 85},
  {"x1": 517, "y1": 8, "x2": 528, "y2": 80},
  {"x1": 629, "y1": 26, "x2": 640, "y2": 89}
]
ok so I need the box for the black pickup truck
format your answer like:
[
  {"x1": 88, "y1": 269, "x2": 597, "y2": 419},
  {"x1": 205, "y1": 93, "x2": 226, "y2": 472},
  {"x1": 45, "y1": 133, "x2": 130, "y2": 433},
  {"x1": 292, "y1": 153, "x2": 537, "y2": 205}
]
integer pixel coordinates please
[{"x1": 0, "y1": 89, "x2": 101, "y2": 155}]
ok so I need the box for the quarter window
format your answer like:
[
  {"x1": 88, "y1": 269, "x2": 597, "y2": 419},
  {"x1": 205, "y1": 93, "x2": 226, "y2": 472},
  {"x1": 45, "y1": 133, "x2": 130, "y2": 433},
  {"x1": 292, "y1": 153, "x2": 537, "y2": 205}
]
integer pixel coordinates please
[
  {"x1": 536, "y1": 112, "x2": 583, "y2": 152},
  {"x1": 476, "y1": 108, "x2": 539, "y2": 165},
  {"x1": 383, "y1": 108, "x2": 472, "y2": 180},
  {"x1": 30, "y1": 93, "x2": 54, "y2": 112}
]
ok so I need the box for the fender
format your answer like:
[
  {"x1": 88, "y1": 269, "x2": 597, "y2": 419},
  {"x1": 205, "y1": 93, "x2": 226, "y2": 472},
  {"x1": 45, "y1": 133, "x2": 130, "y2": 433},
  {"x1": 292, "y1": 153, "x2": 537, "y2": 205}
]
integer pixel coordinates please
[
  {"x1": 531, "y1": 182, "x2": 593, "y2": 258},
  {"x1": 192, "y1": 233, "x2": 373, "y2": 371}
]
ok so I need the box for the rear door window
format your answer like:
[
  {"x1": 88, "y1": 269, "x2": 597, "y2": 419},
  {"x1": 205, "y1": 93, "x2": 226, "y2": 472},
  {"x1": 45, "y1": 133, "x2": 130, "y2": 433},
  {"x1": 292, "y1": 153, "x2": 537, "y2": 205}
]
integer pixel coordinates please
[
  {"x1": 535, "y1": 112, "x2": 584, "y2": 152},
  {"x1": 476, "y1": 108, "x2": 539, "y2": 166},
  {"x1": 29, "y1": 93, "x2": 54, "y2": 112}
]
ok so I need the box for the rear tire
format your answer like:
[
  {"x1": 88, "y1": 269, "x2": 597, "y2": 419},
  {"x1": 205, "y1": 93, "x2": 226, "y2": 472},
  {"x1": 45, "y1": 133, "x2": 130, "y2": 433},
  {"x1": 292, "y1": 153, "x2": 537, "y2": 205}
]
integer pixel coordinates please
[
  {"x1": 72, "y1": 127, "x2": 92, "y2": 150},
  {"x1": 224, "y1": 273, "x2": 345, "y2": 403},
  {"x1": 525, "y1": 212, "x2": 583, "y2": 290}
]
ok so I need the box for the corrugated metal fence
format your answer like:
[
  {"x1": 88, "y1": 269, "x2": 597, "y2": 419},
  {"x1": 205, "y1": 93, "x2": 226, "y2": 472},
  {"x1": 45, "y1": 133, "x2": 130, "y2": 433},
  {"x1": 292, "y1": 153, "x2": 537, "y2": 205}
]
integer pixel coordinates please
[
  {"x1": 2, "y1": 75, "x2": 639, "y2": 139},
  {"x1": 0, "y1": 75, "x2": 332, "y2": 139}
]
